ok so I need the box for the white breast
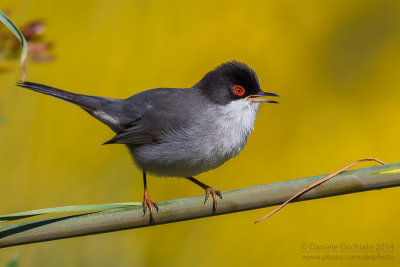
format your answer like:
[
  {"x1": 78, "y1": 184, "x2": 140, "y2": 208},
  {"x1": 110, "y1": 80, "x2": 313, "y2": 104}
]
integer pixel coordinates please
[{"x1": 211, "y1": 98, "x2": 261, "y2": 158}]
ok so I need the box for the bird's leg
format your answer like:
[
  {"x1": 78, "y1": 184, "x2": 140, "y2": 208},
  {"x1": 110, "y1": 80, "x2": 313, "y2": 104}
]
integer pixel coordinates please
[
  {"x1": 186, "y1": 177, "x2": 222, "y2": 214},
  {"x1": 142, "y1": 170, "x2": 158, "y2": 224}
]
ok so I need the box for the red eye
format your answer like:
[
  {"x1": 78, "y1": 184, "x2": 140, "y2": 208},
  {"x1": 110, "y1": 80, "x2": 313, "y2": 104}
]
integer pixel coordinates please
[{"x1": 232, "y1": 85, "x2": 245, "y2": 96}]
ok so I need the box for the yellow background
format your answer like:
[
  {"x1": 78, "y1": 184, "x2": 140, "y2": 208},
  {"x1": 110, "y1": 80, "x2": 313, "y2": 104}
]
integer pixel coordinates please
[{"x1": 1, "y1": 0, "x2": 400, "y2": 266}]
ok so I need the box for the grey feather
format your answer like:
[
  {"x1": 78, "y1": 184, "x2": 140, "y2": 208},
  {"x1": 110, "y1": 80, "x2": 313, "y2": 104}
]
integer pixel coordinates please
[
  {"x1": 16, "y1": 61, "x2": 277, "y2": 178},
  {"x1": 17, "y1": 81, "x2": 143, "y2": 133}
]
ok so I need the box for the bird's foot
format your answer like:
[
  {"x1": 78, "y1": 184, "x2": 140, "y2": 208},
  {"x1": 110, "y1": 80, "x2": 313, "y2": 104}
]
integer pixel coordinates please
[
  {"x1": 204, "y1": 187, "x2": 222, "y2": 215},
  {"x1": 143, "y1": 191, "x2": 159, "y2": 224}
]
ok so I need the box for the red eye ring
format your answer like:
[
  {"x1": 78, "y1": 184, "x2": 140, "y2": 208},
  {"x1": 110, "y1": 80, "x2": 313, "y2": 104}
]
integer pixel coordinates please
[{"x1": 232, "y1": 85, "x2": 245, "y2": 96}]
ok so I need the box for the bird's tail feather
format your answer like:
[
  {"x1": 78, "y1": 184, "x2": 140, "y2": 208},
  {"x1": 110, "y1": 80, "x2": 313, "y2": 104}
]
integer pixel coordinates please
[
  {"x1": 16, "y1": 81, "x2": 126, "y2": 132},
  {"x1": 16, "y1": 81, "x2": 103, "y2": 112}
]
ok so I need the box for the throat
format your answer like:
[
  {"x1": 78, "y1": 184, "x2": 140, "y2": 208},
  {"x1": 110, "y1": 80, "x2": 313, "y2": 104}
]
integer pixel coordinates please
[
  {"x1": 220, "y1": 99, "x2": 260, "y2": 133},
  {"x1": 213, "y1": 99, "x2": 260, "y2": 156}
]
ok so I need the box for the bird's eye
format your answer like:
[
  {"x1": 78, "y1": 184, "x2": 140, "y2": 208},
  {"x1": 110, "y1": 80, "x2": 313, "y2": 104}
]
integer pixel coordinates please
[{"x1": 232, "y1": 85, "x2": 245, "y2": 96}]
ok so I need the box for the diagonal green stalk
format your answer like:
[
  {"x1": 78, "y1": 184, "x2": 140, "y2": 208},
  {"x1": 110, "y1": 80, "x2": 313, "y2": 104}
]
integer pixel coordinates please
[
  {"x1": 0, "y1": 162, "x2": 399, "y2": 248},
  {"x1": 0, "y1": 10, "x2": 28, "y2": 81}
]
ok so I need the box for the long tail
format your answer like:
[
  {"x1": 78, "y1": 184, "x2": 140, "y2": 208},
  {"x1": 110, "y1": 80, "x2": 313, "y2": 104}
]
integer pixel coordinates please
[
  {"x1": 16, "y1": 81, "x2": 106, "y2": 112},
  {"x1": 17, "y1": 81, "x2": 124, "y2": 131}
]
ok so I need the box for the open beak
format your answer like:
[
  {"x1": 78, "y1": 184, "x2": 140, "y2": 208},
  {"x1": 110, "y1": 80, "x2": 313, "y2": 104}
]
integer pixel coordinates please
[{"x1": 247, "y1": 91, "x2": 280, "y2": 103}]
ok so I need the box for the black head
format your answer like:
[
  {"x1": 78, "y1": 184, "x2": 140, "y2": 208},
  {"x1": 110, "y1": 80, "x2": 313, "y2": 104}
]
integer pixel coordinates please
[{"x1": 195, "y1": 61, "x2": 278, "y2": 105}]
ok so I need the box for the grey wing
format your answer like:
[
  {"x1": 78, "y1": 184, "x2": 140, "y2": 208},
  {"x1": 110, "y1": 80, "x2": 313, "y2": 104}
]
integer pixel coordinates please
[
  {"x1": 103, "y1": 88, "x2": 196, "y2": 146},
  {"x1": 103, "y1": 123, "x2": 156, "y2": 145}
]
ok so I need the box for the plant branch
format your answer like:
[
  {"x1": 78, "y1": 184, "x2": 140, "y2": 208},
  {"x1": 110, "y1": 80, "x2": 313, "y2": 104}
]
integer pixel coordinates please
[
  {"x1": 255, "y1": 158, "x2": 385, "y2": 222},
  {"x1": 1, "y1": 162, "x2": 400, "y2": 248}
]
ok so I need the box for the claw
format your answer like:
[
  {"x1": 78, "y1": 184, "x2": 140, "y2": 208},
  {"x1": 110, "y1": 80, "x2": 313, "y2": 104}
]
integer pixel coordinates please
[
  {"x1": 143, "y1": 192, "x2": 158, "y2": 224},
  {"x1": 185, "y1": 177, "x2": 223, "y2": 215},
  {"x1": 204, "y1": 187, "x2": 223, "y2": 215}
]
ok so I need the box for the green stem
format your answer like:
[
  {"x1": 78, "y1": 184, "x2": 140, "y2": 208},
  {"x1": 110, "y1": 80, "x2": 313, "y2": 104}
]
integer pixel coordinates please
[{"x1": 1, "y1": 162, "x2": 399, "y2": 248}]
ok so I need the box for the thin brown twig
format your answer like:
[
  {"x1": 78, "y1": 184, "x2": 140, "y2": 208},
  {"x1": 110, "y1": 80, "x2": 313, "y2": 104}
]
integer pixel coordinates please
[{"x1": 254, "y1": 158, "x2": 386, "y2": 223}]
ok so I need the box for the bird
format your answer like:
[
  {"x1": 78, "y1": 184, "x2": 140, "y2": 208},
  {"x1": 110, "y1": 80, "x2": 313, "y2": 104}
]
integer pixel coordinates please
[{"x1": 17, "y1": 61, "x2": 279, "y2": 223}]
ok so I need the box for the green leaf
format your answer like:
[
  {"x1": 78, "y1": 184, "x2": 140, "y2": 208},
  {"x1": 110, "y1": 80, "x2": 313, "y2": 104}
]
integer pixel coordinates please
[
  {"x1": 5, "y1": 253, "x2": 21, "y2": 267},
  {"x1": 374, "y1": 168, "x2": 400, "y2": 175},
  {"x1": 0, "y1": 10, "x2": 28, "y2": 81},
  {"x1": 0, "y1": 202, "x2": 141, "y2": 223}
]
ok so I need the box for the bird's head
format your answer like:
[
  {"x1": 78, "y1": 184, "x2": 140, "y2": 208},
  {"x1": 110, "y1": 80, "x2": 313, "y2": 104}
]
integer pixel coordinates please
[{"x1": 195, "y1": 61, "x2": 279, "y2": 105}]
